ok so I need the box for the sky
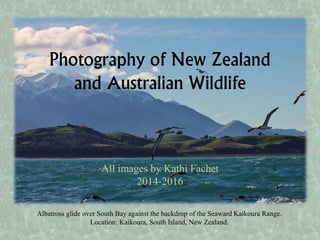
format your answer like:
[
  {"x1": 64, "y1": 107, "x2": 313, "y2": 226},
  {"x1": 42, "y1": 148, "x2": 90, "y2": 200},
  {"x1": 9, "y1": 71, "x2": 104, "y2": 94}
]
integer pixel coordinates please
[{"x1": 14, "y1": 18, "x2": 306, "y2": 131}]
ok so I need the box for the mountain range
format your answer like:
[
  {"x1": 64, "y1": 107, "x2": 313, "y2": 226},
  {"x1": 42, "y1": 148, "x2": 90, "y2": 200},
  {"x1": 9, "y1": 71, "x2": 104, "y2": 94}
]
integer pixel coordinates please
[{"x1": 15, "y1": 72, "x2": 304, "y2": 138}]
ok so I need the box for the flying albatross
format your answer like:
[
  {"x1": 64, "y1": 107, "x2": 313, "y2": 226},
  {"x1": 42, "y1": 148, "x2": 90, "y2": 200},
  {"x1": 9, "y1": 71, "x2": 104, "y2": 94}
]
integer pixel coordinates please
[
  {"x1": 248, "y1": 107, "x2": 279, "y2": 132},
  {"x1": 196, "y1": 68, "x2": 209, "y2": 75},
  {"x1": 293, "y1": 90, "x2": 306, "y2": 104},
  {"x1": 81, "y1": 195, "x2": 106, "y2": 203},
  {"x1": 151, "y1": 126, "x2": 184, "y2": 160},
  {"x1": 230, "y1": 195, "x2": 248, "y2": 202}
]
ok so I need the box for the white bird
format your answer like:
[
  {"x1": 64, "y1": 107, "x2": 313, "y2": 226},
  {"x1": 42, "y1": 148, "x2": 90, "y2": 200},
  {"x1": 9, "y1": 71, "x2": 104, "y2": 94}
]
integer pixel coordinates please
[
  {"x1": 151, "y1": 126, "x2": 184, "y2": 160},
  {"x1": 293, "y1": 90, "x2": 306, "y2": 104},
  {"x1": 248, "y1": 107, "x2": 279, "y2": 132}
]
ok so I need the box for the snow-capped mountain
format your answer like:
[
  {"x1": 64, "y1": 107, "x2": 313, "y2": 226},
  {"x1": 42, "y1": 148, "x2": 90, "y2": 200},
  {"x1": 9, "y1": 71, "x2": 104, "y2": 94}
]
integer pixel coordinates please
[
  {"x1": 16, "y1": 73, "x2": 73, "y2": 95},
  {"x1": 15, "y1": 73, "x2": 222, "y2": 137},
  {"x1": 15, "y1": 73, "x2": 305, "y2": 137},
  {"x1": 212, "y1": 120, "x2": 254, "y2": 137}
]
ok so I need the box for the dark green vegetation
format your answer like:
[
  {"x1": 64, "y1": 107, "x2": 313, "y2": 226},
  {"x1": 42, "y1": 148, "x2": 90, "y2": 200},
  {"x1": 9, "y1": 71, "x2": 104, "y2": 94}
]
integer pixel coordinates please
[{"x1": 16, "y1": 124, "x2": 305, "y2": 158}]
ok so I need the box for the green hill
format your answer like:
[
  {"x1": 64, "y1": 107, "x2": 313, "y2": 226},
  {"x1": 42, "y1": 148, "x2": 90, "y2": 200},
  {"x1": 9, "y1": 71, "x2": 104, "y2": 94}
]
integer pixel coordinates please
[
  {"x1": 16, "y1": 124, "x2": 154, "y2": 158},
  {"x1": 15, "y1": 124, "x2": 305, "y2": 158}
]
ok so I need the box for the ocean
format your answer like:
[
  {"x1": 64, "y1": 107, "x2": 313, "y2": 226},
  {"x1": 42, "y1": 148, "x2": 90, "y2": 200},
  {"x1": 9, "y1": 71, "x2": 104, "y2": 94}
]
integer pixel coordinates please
[{"x1": 15, "y1": 156, "x2": 305, "y2": 203}]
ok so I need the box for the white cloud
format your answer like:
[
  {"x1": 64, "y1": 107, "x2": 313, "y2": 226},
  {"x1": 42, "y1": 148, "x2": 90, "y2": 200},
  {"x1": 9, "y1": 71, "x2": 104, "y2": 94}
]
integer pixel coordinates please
[
  {"x1": 120, "y1": 71, "x2": 157, "y2": 85},
  {"x1": 151, "y1": 66, "x2": 159, "y2": 73},
  {"x1": 15, "y1": 25, "x2": 116, "y2": 76},
  {"x1": 127, "y1": 72, "x2": 156, "y2": 80},
  {"x1": 88, "y1": 66, "x2": 126, "y2": 77},
  {"x1": 15, "y1": 55, "x2": 53, "y2": 76}
]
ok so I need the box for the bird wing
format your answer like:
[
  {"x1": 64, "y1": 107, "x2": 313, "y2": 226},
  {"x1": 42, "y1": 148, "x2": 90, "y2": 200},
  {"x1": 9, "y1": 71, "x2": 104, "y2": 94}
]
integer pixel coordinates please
[
  {"x1": 80, "y1": 196, "x2": 89, "y2": 203},
  {"x1": 247, "y1": 127, "x2": 257, "y2": 132},
  {"x1": 93, "y1": 195, "x2": 106, "y2": 202},
  {"x1": 171, "y1": 126, "x2": 184, "y2": 130},
  {"x1": 151, "y1": 134, "x2": 164, "y2": 160},
  {"x1": 293, "y1": 95, "x2": 300, "y2": 104},
  {"x1": 169, "y1": 171, "x2": 186, "y2": 178},
  {"x1": 169, "y1": 172, "x2": 178, "y2": 178},
  {"x1": 262, "y1": 107, "x2": 279, "y2": 127},
  {"x1": 293, "y1": 90, "x2": 306, "y2": 104}
]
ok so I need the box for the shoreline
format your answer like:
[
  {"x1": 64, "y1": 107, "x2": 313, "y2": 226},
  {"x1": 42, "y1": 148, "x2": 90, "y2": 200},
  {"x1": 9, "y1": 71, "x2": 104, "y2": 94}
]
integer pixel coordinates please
[{"x1": 15, "y1": 153, "x2": 306, "y2": 160}]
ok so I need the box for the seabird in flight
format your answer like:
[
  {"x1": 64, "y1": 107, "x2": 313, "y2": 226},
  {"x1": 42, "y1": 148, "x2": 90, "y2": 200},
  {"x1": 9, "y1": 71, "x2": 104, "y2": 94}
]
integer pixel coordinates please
[
  {"x1": 231, "y1": 195, "x2": 248, "y2": 201},
  {"x1": 151, "y1": 126, "x2": 184, "y2": 160},
  {"x1": 196, "y1": 68, "x2": 209, "y2": 74},
  {"x1": 293, "y1": 90, "x2": 306, "y2": 104},
  {"x1": 169, "y1": 171, "x2": 186, "y2": 178},
  {"x1": 81, "y1": 195, "x2": 106, "y2": 203},
  {"x1": 248, "y1": 107, "x2": 279, "y2": 132}
]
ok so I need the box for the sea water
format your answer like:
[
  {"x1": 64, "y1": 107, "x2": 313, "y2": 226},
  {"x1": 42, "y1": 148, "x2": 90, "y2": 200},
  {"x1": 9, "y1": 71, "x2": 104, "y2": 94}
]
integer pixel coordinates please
[{"x1": 15, "y1": 156, "x2": 305, "y2": 203}]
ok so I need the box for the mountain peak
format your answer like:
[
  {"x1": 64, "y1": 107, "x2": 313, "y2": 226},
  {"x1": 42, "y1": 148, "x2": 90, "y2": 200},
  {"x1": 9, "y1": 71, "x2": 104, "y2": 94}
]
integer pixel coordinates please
[
  {"x1": 15, "y1": 72, "x2": 222, "y2": 137},
  {"x1": 164, "y1": 99, "x2": 181, "y2": 106},
  {"x1": 15, "y1": 72, "x2": 73, "y2": 92},
  {"x1": 15, "y1": 73, "x2": 304, "y2": 137},
  {"x1": 225, "y1": 120, "x2": 247, "y2": 126}
]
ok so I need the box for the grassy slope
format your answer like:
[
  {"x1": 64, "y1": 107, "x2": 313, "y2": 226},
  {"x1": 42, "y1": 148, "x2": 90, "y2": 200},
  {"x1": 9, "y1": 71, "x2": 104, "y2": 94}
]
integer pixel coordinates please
[{"x1": 15, "y1": 124, "x2": 305, "y2": 157}]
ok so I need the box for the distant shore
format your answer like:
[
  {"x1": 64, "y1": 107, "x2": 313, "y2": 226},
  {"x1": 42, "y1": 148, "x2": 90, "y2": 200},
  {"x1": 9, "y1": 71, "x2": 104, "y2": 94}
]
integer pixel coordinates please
[
  {"x1": 15, "y1": 153, "x2": 306, "y2": 160},
  {"x1": 15, "y1": 124, "x2": 305, "y2": 159}
]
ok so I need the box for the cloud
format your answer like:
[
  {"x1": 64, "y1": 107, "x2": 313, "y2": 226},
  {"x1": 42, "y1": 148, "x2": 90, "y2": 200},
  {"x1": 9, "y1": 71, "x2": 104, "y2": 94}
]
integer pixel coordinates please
[
  {"x1": 15, "y1": 25, "x2": 115, "y2": 76},
  {"x1": 15, "y1": 55, "x2": 53, "y2": 76},
  {"x1": 151, "y1": 66, "x2": 159, "y2": 73},
  {"x1": 127, "y1": 72, "x2": 157, "y2": 80},
  {"x1": 120, "y1": 71, "x2": 157, "y2": 85},
  {"x1": 89, "y1": 66, "x2": 126, "y2": 77}
]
